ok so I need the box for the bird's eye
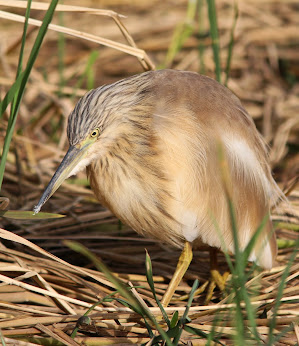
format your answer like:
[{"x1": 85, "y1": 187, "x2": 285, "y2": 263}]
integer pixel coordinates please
[{"x1": 90, "y1": 128, "x2": 100, "y2": 138}]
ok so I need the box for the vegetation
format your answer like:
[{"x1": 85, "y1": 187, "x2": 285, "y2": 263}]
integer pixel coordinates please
[{"x1": 0, "y1": 0, "x2": 298, "y2": 344}]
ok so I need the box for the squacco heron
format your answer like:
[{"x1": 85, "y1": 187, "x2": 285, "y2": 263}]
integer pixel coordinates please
[{"x1": 34, "y1": 70, "x2": 282, "y2": 306}]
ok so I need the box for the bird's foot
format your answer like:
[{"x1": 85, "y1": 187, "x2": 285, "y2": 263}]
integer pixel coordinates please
[
  {"x1": 204, "y1": 270, "x2": 230, "y2": 304},
  {"x1": 177, "y1": 270, "x2": 229, "y2": 304}
]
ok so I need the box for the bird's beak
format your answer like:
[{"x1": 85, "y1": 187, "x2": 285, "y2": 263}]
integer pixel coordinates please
[{"x1": 33, "y1": 144, "x2": 89, "y2": 214}]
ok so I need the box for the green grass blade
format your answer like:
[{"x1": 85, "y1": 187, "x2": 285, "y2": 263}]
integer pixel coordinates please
[
  {"x1": 224, "y1": 0, "x2": 238, "y2": 86},
  {"x1": 227, "y1": 198, "x2": 260, "y2": 342},
  {"x1": 217, "y1": 142, "x2": 260, "y2": 342},
  {"x1": 0, "y1": 210, "x2": 65, "y2": 219},
  {"x1": 207, "y1": 312, "x2": 225, "y2": 346},
  {"x1": 170, "y1": 311, "x2": 179, "y2": 329},
  {"x1": 12, "y1": 0, "x2": 59, "y2": 112},
  {"x1": 206, "y1": 0, "x2": 221, "y2": 82},
  {"x1": 65, "y1": 241, "x2": 174, "y2": 346},
  {"x1": 65, "y1": 241, "x2": 144, "y2": 315},
  {"x1": 243, "y1": 214, "x2": 269, "y2": 267},
  {"x1": 142, "y1": 319, "x2": 155, "y2": 340},
  {"x1": 0, "y1": 329, "x2": 6, "y2": 346},
  {"x1": 184, "y1": 325, "x2": 225, "y2": 345},
  {"x1": 11, "y1": 0, "x2": 32, "y2": 114},
  {"x1": 71, "y1": 292, "x2": 118, "y2": 338},
  {"x1": 275, "y1": 222, "x2": 299, "y2": 232},
  {"x1": 147, "y1": 326, "x2": 180, "y2": 345},
  {"x1": 227, "y1": 200, "x2": 241, "y2": 260},
  {"x1": 71, "y1": 50, "x2": 99, "y2": 100},
  {"x1": 181, "y1": 279, "x2": 199, "y2": 323},
  {"x1": 0, "y1": 70, "x2": 26, "y2": 117},
  {"x1": 173, "y1": 280, "x2": 199, "y2": 344},
  {"x1": 0, "y1": 0, "x2": 33, "y2": 189},
  {"x1": 86, "y1": 51, "x2": 99, "y2": 90},
  {"x1": 0, "y1": 0, "x2": 59, "y2": 191},
  {"x1": 277, "y1": 239, "x2": 297, "y2": 248},
  {"x1": 115, "y1": 298, "x2": 146, "y2": 315},
  {"x1": 232, "y1": 288, "x2": 246, "y2": 344},
  {"x1": 198, "y1": 0, "x2": 206, "y2": 75},
  {"x1": 16, "y1": 2, "x2": 32, "y2": 74},
  {"x1": 268, "y1": 242, "x2": 299, "y2": 344},
  {"x1": 272, "y1": 319, "x2": 299, "y2": 344},
  {"x1": 0, "y1": 112, "x2": 20, "y2": 189},
  {"x1": 212, "y1": 219, "x2": 234, "y2": 273},
  {"x1": 145, "y1": 250, "x2": 170, "y2": 327},
  {"x1": 58, "y1": 8, "x2": 65, "y2": 95},
  {"x1": 164, "y1": 0, "x2": 197, "y2": 67}
]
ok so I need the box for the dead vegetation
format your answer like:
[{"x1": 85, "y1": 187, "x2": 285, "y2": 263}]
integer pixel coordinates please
[{"x1": 0, "y1": 0, "x2": 298, "y2": 344}]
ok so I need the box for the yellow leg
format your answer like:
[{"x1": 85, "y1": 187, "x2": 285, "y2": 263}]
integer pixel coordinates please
[
  {"x1": 161, "y1": 241, "x2": 193, "y2": 307},
  {"x1": 205, "y1": 279, "x2": 216, "y2": 304},
  {"x1": 205, "y1": 248, "x2": 229, "y2": 304},
  {"x1": 211, "y1": 269, "x2": 229, "y2": 291}
]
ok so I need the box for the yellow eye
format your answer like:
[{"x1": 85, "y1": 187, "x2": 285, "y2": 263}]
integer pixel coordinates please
[{"x1": 90, "y1": 128, "x2": 100, "y2": 138}]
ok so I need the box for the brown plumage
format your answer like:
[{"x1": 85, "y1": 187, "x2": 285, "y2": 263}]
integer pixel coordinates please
[{"x1": 34, "y1": 69, "x2": 283, "y2": 270}]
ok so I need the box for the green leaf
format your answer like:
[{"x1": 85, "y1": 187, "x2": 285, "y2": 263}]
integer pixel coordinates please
[
  {"x1": 243, "y1": 214, "x2": 269, "y2": 265},
  {"x1": 181, "y1": 279, "x2": 199, "y2": 323},
  {"x1": 65, "y1": 241, "x2": 174, "y2": 346},
  {"x1": 206, "y1": 0, "x2": 221, "y2": 82},
  {"x1": 0, "y1": 0, "x2": 59, "y2": 190},
  {"x1": 0, "y1": 328, "x2": 6, "y2": 346},
  {"x1": 275, "y1": 222, "x2": 299, "y2": 231},
  {"x1": 277, "y1": 239, "x2": 297, "y2": 249},
  {"x1": 268, "y1": 243, "x2": 299, "y2": 344},
  {"x1": 145, "y1": 250, "x2": 170, "y2": 327},
  {"x1": 173, "y1": 280, "x2": 199, "y2": 345},
  {"x1": 164, "y1": 0, "x2": 197, "y2": 67},
  {"x1": 147, "y1": 325, "x2": 180, "y2": 345},
  {"x1": 184, "y1": 325, "x2": 225, "y2": 345},
  {"x1": 0, "y1": 210, "x2": 65, "y2": 220},
  {"x1": 170, "y1": 311, "x2": 179, "y2": 329},
  {"x1": 224, "y1": 0, "x2": 238, "y2": 86}
]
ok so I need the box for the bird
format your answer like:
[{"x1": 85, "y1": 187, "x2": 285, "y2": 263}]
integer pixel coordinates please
[{"x1": 34, "y1": 69, "x2": 283, "y2": 306}]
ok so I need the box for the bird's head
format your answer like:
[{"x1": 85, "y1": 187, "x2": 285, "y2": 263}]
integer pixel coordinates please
[
  {"x1": 33, "y1": 90, "x2": 105, "y2": 214},
  {"x1": 33, "y1": 73, "x2": 153, "y2": 214}
]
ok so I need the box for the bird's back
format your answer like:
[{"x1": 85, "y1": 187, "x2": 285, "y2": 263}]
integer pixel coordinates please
[{"x1": 87, "y1": 70, "x2": 282, "y2": 269}]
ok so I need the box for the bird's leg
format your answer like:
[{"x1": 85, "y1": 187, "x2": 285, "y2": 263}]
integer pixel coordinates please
[
  {"x1": 161, "y1": 241, "x2": 193, "y2": 307},
  {"x1": 210, "y1": 248, "x2": 226, "y2": 291},
  {"x1": 205, "y1": 248, "x2": 229, "y2": 304}
]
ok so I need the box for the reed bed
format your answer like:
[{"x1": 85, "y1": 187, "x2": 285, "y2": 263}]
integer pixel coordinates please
[{"x1": 0, "y1": 0, "x2": 298, "y2": 344}]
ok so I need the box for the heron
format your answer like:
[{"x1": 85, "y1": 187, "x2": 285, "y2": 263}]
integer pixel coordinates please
[{"x1": 34, "y1": 69, "x2": 282, "y2": 306}]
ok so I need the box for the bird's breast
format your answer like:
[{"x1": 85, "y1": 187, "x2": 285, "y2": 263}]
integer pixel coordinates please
[{"x1": 86, "y1": 152, "x2": 184, "y2": 247}]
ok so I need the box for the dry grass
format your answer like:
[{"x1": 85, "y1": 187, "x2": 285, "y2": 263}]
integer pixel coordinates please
[{"x1": 0, "y1": 0, "x2": 298, "y2": 344}]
